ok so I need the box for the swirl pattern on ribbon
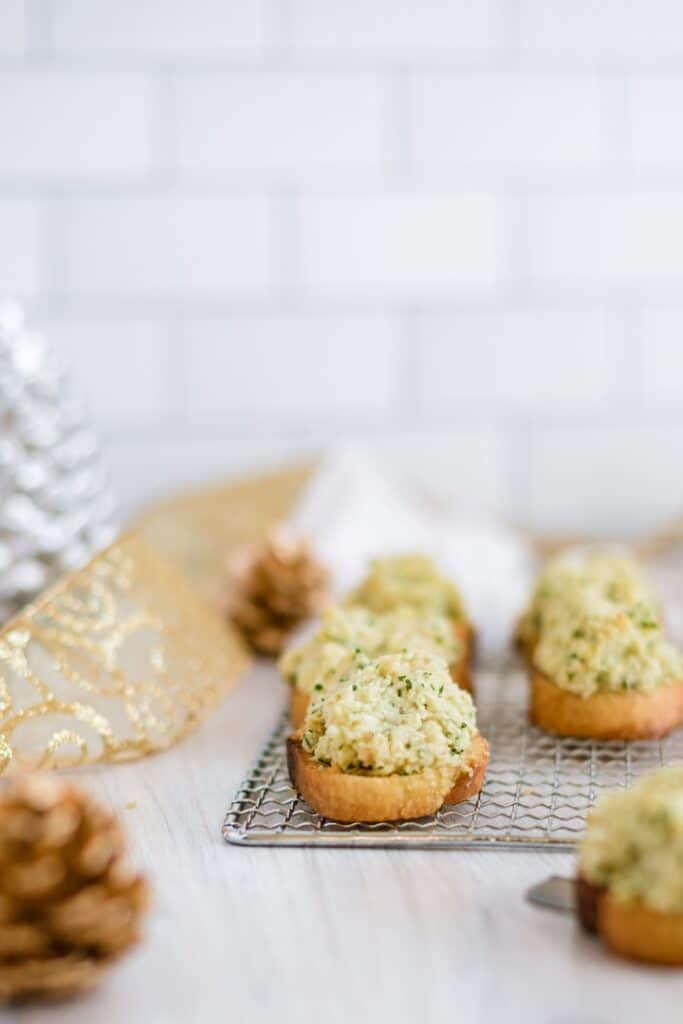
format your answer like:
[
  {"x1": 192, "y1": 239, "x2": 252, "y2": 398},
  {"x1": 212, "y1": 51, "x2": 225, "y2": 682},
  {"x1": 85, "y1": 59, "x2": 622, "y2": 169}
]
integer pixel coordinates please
[{"x1": 0, "y1": 533, "x2": 248, "y2": 773}]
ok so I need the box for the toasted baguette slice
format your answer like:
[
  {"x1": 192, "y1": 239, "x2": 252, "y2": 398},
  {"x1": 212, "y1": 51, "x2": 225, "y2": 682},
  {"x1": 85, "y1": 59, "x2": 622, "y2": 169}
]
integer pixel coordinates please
[
  {"x1": 287, "y1": 733, "x2": 488, "y2": 823},
  {"x1": 454, "y1": 619, "x2": 476, "y2": 697},
  {"x1": 576, "y1": 875, "x2": 683, "y2": 965},
  {"x1": 530, "y1": 669, "x2": 683, "y2": 740},
  {"x1": 575, "y1": 874, "x2": 601, "y2": 934},
  {"x1": 290, "y1": 688, "x2": 310, "y2": 731},
  {"x1": 443, "y1": 732, "x2": 488, "y2": 805},
  {"x1": 513, "y1": 620, "x2": 535, "y2": 664}
]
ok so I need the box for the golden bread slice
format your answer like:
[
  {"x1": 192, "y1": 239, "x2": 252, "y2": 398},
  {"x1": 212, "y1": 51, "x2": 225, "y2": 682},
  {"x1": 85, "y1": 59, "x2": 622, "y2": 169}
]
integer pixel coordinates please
[
  {"x1": 577, "y1": 875, "x2": 683, "y2": 965},
  {"x1": 453, "y1": 619, "x2": 475, "y2": 696},
  {"x1": 530, "y1": 670, "x2": 683, "y2": 740},
  {"x1": 289, "y1": 688, "x2": 311, "y2": 731},
  {"x1": 287, "y1": 732, "x2": 488, "y2": 824}
]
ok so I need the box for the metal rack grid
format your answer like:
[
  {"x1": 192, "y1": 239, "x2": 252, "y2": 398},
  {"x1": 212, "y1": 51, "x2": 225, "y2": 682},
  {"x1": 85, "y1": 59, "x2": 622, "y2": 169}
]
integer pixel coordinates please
[{"x1": 223, "y1": 695, "x2": 683, "y2": 850}]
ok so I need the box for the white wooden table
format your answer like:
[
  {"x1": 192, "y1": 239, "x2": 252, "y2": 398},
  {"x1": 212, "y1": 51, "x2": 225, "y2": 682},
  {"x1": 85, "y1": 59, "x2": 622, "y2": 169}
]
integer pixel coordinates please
[{"x1": 7, "y1": 664, "x2": 683, "y2": 1023}]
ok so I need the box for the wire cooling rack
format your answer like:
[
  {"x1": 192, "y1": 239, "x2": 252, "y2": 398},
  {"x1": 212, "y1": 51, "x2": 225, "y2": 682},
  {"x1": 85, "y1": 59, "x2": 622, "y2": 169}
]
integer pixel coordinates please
[
  {"x1": 223, "y1": 665, "x2": 683, "y2": 850},
  {"x1": 223, "y1": 705, "x2": 683, "y2": 850}
]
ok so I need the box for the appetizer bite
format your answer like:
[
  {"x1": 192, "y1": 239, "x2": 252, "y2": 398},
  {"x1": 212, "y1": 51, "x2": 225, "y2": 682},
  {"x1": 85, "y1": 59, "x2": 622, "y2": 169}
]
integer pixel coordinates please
[
  {"x1": 517, "y1": 551, "x2": 658, "y2": 660},
  {"x1": 287, "y1": 651, "x2": 488, "y2": 823},
  {"x1": 577, "y1": 765, "x2": 683, "y2": 965},
  {"x1": 280, "y1": 606, "x2": 383, "y2": 729},
  {"x1": 349, "y1": 554, "x2": 474, "y2": 687},
  {"x1": 519, "y1": 552, "x2": 683, "y2": 739},
  {"x1": 280, "y1": 604, "x2": 470, "y2": 729}
]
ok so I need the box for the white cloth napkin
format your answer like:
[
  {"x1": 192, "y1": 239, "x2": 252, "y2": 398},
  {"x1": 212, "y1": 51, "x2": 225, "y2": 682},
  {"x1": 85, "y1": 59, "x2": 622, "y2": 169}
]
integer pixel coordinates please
[{"x1": 291, "y1": 446, "x2": 536, "y2": 661}]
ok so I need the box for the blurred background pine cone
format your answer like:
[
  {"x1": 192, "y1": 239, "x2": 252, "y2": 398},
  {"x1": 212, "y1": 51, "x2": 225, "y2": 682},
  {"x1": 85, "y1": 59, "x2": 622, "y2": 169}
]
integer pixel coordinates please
[
  {"x1": 227, "y1": 524, "x2": 329, "y2": 655},
  {"x1": 0, "y1": 775, "x2": 150, "y2": 1002}
]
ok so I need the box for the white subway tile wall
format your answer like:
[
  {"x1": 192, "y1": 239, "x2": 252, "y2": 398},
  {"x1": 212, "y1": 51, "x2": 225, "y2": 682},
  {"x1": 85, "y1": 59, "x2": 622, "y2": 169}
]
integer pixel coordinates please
[
  {"x1": 175, "y1": 73, "x2": 386, "y2": 179},
  {"x1": 0, "y1": 0, "x2": 27, "y2": 56},
  {"x1": 0, "y1": 72, "x2": 150, "y2": 180},
  {"x1": 60, "y1": 196, "x2": 274, "y2": 297},
  {"x1": 289, "y1": 0, "x2": 496, "y2": 57},
  {"x1": 299, "y1": 193, "x2": 505, "y2": 295},
  {"x1": 526, "y1": 425, "x2": 683, "y2": 537},
  {"x1": 50, "y1": 0, "x2": 266, "y2": 56},
  {"x1": 415, "y1": 313, "x2": 616, "y2": 412},
  {"x1": 1, "y1": 0, "x2": 682, "y2": 536},
  {"x1": 411, "y1": 75, "x2": 608, "y2": 173},
  {"x1": 518, "y1": 0, "x2": 683, "y2": 58},
  {"x1": 182, "y1": 319, "x2": 399, "y2": 420},
  {"x1": 44, "y1": 320, "x2": 169, "y2": 425},
  {"x1": 0, "y1": 200, "x2": 42, "y2": 299},
  {"x1": 526, "y1": 193, "x2": 683, "y2": 287}
]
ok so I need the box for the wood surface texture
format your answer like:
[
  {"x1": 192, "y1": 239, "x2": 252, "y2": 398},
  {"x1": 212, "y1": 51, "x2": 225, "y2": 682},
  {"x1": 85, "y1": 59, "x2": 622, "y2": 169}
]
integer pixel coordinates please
[{"x1": 8, "y1": 665, "x2": 682, "y2": 1023}]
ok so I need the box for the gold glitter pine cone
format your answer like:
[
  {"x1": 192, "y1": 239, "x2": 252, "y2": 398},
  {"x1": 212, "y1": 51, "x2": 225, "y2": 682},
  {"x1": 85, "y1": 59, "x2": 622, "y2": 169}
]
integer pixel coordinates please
[
  {"x1": 0, "y1": 775, "x2": 150, "y2": 1002},
  {"x1": 228, "y1": 524, "x2": 329, "y2": 655}
]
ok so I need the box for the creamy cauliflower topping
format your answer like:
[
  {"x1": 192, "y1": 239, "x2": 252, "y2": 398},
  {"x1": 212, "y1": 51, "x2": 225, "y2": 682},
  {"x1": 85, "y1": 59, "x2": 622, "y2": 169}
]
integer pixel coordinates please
[
  {"x1": 520, "y1": 550, "x2": 680, "y2": 697},
  {"x1": 279, "y1": 606, "x2": 383, "y2": 697},
  {"x1": 301, "y1": 651, "x2": 476, "y2": 776},
  {"x1": 518, "y1": 551, "x2": 658, "y2": 649},
  {"x1": 580, "y1": 765, "x2": 683, "y2": 913},
  {"x1": 380, "y1": 606, "x2": 459, "y2": 666},
  {"x1": 280, "y1": 605, "x2": 460, "y2": 697},
  {"x1": 534, "y1": 610, "x2": 682, "y2": 697},
  {"x1": 349, "y1": 554, "x2": 464, "y2": 620}
]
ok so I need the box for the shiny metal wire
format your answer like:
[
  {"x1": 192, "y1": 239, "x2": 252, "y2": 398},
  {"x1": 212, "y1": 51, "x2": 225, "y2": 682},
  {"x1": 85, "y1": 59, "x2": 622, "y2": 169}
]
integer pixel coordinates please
[{"x1": 223, "y1": 664, "x2": 683, "y2": 850}]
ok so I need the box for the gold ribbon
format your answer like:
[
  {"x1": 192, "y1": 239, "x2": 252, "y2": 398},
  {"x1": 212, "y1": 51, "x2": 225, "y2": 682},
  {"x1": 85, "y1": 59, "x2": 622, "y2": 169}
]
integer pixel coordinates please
[
  {"x1": 0, "y1": 462, "x2": 313, "y2": 774},
  {"x1": 137, "y1": 461, "x2": 314, "y2": 606}
]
